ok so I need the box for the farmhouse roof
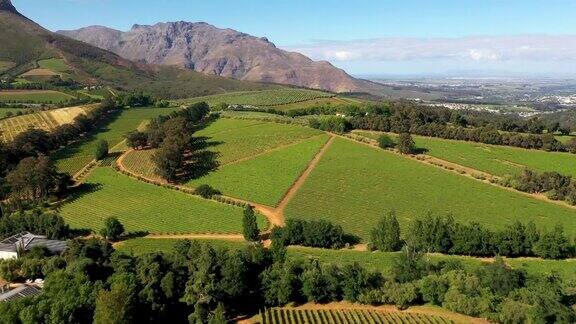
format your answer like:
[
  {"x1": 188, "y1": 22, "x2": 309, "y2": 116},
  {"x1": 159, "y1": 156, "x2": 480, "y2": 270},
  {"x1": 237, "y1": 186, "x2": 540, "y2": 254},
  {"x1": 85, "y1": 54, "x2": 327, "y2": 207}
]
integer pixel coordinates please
[
  {"x1": 0, "y1": 285, "x2": 42, "y2": 302},
  {"x1": 0, "y1": 232, "x2": 67, "y2": 254}
]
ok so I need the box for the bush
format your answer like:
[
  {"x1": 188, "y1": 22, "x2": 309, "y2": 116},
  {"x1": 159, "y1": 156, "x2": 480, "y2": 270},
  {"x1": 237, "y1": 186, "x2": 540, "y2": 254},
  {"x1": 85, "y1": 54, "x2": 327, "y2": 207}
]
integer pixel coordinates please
[
  {"x1": 377, "y1": 134, "x2": 395, "y2": 149},
  {"x1": 272, "y1": 219, "x2": 348, "y2": 249},
  {"x1": 100, "y1": 217, "x2": 125, "y2": 242},
  {"x1": 94, "y1": 140, "x2": 109, "y2": 160},
  {"x1": 194, "y1": 185, "x2": 221, "y2": 199}
]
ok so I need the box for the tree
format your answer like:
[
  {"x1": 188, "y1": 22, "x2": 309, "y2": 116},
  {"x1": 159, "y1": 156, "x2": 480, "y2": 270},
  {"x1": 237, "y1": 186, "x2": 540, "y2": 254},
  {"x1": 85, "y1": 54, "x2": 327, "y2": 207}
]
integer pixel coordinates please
[
  {"x1": 208, "y1": 303, "x2": 226, "y2": 324},
  {"x1": 95, "y1": 139, "x2": 109, "y2": 160},
  {"x1": 6, "y1": 156, "x2": 61, "y2": 203},
  {"x1": 93, "y1": 275, "x2": 137, "y2": 324},
  {"x1": 370, "y1": 211, "x2": 402, "y2": 251},
  {"x1": 100, "y1": 217, "x2": 125, "y2": 241},
  {"x1": 242, "y1": 206, "x2": 259, "y2": 242},
  {"x1": 377, "y1": 134, "x2": 395, "y2": 149},
  {"x1": 533, "y1": 224, "x2": 571, "y2": 259},
  {"x1": 125, "y1": 131, "x2": 148, "y2": 150},
  {"x1": 567, "y1": 138, "x2": 576, "y2": 154},
  {"x1": 397, "y1": 133, "x2": 416, "y2": 154},
  {"x1": 152, "y1": 141, "x2": 183, "y2": 182}
]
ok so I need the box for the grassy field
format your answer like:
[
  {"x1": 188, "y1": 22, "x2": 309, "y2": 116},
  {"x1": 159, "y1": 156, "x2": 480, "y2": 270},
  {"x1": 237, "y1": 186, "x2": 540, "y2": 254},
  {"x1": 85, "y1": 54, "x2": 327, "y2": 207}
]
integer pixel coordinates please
[
  {"x1": 195, "y1": 118, "x2": 322, "y2": 165},
  {"x1": 187, "y1": 134, "x2": 330, "y2": 206},
  {"x1": 37, "y1": 58, "x2": 70, "y2": 73},
  {"x1": 354, "y1": 131, "x2": 576, "y2": 177},
  {"x1": 116, "y1": 238, "x2": 248, "y2": 255},
  {"x1": 288, "y1": 247, "x2": 576, "y2": 281},
  {"x1": 116, "y1": 237, "x2": 576, "y2": 281},
  {"x1": 121, "y1": 118, "x2": 327, "y2": 206},
  {"x1": 284, "y1": 138, "x2": 576, "y2": 240},
  {"x1": 60, "y1": 167, "x2": 267, "y2": 234},
  {"x1": 0, "y1": 108, "x2": 26, "y2": 119},
  {"x1": 177, "y1": 89, "x2": 334, "y2": 108},
  {"x1": 53, "y1": 107, "x2": 178, "y2": 175},
  {"x1": 556, "y1": 135, "x2": 576, "y2": 144},
  {"x1": 260, "y1": 308, "x2": 460, "y2": 324},
  {"x1": 270, "y1": 96, "x2": 363, "y2": 111},
  {"x1": 0, "y1": 105, "x2": 92, "y2": 142},
  {"x1": 0, "y1": 90, "x2": 74, "y2": 104}
]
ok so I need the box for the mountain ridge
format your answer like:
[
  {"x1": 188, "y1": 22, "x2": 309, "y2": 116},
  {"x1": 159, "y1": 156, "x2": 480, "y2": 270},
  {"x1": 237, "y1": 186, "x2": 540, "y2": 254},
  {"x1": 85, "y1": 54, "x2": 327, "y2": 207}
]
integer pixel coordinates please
[
  {"x1": 58, "y1": 21, "x2": 377, "y2": 93},
  {"x1": 0, "y1": 1, "x2": 277, "y2": 98}
]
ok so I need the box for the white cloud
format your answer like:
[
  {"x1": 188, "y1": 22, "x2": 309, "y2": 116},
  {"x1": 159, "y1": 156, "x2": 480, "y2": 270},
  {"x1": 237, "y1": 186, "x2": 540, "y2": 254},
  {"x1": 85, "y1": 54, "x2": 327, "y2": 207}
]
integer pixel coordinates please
[
  {"x1": 283, "y1": 35, "x2": 576, "y2": 63},
  {"x1": 469, "y1": 49, "x2": 501, "y2": 61}
]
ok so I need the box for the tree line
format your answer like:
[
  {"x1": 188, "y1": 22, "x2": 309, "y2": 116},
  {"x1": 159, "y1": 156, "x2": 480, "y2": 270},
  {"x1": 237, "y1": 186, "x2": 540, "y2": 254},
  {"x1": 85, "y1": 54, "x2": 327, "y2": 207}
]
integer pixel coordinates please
[
  {"x1": 351, "y1": 115, "x2": 569, "y2": 153},
  {"x1": 0, "y1": 96, "x2": 123, "y2": 210},
  {"x1": 502, "y1": 169, "x2": 576, "y2": 206},
  {"x1": 370, "y1": 211, "x2": 574, "y2": 259},
  {"x1": 0, "y1": 238, "x2": 573, "y2": 323}
]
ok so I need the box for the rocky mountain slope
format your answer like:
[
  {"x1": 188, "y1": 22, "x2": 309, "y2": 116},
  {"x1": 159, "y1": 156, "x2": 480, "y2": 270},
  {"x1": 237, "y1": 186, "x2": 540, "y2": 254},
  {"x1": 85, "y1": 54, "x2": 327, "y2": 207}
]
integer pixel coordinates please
[
  {"x1": 59, "y1": 22, "x2": 377, "y2": 93},
  {"x1": 0, "y1": 0, "x2": 274, "y2": 98}
]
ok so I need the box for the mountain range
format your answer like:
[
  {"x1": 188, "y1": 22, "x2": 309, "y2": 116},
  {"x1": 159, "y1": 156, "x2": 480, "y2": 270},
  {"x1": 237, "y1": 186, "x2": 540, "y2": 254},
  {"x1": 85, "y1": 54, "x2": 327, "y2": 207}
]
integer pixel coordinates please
[
  {"x1": 0, "y1": 0, "x2": 276, "y2": 98},
  {"x1": 58, "y1": 22, "x2": 377, "y2": 94}
]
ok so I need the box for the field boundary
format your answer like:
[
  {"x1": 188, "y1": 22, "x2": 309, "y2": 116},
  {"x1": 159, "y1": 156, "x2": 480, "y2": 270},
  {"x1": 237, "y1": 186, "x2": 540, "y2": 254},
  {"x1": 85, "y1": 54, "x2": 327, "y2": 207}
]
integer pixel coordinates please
[
  {"x1": 220, "y1": 133, "x2": 328, "y2": 168},
  {"x1": 275, "y1": 135, "x2": 335, "y2": 217}
]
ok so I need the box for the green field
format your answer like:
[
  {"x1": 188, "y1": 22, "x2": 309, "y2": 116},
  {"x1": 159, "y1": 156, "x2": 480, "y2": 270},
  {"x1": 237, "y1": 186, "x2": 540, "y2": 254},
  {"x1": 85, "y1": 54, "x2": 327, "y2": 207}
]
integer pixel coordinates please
[
  {"x1": 354, "y1": 131, "x2": 576, "y2": 177},
  {"x1": 195, "y1": 118, "x2": 322, "y2": 164},
  {"x1": 117, "y1": 238, "x2": 248, "y2": 255},
  {"x1": 284, "y1": 138, "x2": 576, "y2": 240},
  {"x1": 289, "y1": 247, "x2": 576, "y2": 281},
  {"x1": 177, "y1": 89, "x2": 334, "y2": 108},
  {"x1": 0, "y1": 90, "x2": 74, "y2": 103},
  {"x1": 187, "y1": 134, "x2": 330, "y2": 206},
  {"x1": 122, "y1": 118, "x2": 327, "y2": 206},
  {"x1": 60, "y1": 167, "x2": 267, "y2": 234},
  {"x1": 37, "y1": 58, "x2": 70, "y2": 73},
  {"x1": 0, "y1": 108, "x2": 26, "y2": 119},
  {"x1": 54, "y1": 107, "x2": 178, "y2": 175},
  {"x1": 260, "y1": 308, "x2": 458, "y2": 324},
  {"x1": 115, "y1": 237, "x2": 576, "y2": 281}
]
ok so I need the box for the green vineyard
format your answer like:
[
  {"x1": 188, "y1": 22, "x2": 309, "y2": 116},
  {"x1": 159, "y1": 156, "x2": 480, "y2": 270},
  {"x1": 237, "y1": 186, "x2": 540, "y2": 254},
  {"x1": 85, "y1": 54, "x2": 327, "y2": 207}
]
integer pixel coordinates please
[
  {"x1": 261, "y1": 308, "x2": 455, "y2": 324},
  {"x1": 177, "y1": 89, "x2": 334, "y2": 107}
]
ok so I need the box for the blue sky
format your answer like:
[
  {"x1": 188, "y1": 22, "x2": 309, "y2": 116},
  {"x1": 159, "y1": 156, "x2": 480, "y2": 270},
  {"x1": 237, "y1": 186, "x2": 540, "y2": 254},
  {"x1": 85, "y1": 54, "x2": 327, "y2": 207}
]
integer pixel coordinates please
[{"x1": 14, "y1": 0, "x2": 576, "y2": 76}]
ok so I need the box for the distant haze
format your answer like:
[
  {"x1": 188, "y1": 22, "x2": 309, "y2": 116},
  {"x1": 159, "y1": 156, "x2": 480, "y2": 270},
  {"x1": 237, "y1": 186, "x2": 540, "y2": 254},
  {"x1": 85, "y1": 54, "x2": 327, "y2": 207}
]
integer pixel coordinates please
[{"x1": 284, "y1": 35, "x2": 576, "y2": 77}]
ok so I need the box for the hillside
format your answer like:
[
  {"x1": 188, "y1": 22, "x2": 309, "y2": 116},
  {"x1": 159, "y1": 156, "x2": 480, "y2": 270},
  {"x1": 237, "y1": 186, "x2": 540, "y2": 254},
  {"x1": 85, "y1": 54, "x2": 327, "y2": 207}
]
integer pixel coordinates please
[
  {"x1": 0, "y1": 0, "x2": 276, "y2": 98},
  {"x1": 58, "y1": 22, "x2": 380, "y2": 94}
]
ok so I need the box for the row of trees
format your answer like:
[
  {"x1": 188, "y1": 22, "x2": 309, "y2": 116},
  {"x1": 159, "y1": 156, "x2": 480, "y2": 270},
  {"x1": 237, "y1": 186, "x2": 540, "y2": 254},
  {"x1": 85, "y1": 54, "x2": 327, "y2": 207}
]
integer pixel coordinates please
[
  {"x1": 0, "y1": 96, "x2": 122, "y2": 207},
  {"x1": 270, "y1": 219, "x2": 353, "y2": 249},
  {"x1": 309, "y1": 116, "x2": 351, "y2": 133},
  {"x1": 370, "y1": 212, "x2": 574, "y2": 259},
  {"x1": 352, "y1": 115, "x2": 569, "y2": 152},
  {"x1": 125, "y1": 102, "x2": 211, "y2": 182},
  {"x1": 378, "y1": 133, "x2": 417, "y2": 154},
  {"x1": 505, "y1": 169, "x2": 576, "y2": 205},
  {"x1": 0, "y1": 238, "x2": 573, "y2": 323}
]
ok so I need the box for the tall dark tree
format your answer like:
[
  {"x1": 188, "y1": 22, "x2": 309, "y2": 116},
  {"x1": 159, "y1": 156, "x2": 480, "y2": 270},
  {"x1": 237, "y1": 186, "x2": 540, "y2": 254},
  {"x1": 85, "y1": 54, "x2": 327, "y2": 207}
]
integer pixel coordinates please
[
  {"x1": 242, "y1": 206, "x2": 260, "y2": 242},
  {"x1": 397, "y1": 133, "x2": 416, "y2": 154},
  {"x1": 370, "y1": 211, "x2": 402, "y2": 252},
  {"x1": 6, "y1": 156, "x2": 61, "y2": 203},
  {"x1": 100, "y1": 217, "x2": 125, "y2": 241},
  {"x1": 95, "y1": 140, "x2": 109, "y2": 160}
]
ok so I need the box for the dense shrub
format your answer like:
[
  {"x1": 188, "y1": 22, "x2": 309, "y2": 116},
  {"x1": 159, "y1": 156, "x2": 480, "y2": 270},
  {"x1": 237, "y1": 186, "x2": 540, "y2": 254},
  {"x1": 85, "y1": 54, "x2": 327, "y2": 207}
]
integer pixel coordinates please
[{"x1": 271, "y1": 219, "x2": 349, "y2": 249}]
